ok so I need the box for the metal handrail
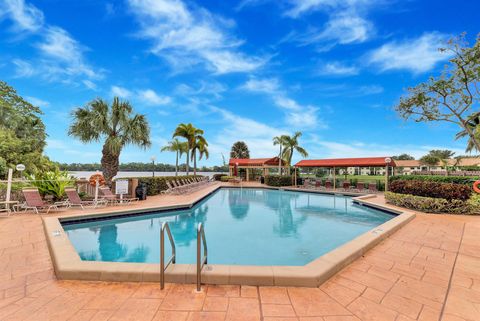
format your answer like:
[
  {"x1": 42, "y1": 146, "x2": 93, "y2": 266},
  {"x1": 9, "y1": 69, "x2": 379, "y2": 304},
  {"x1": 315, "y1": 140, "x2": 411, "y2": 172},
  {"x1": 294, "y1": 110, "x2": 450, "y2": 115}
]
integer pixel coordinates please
[
  {"x1": 196, "y1": 222, "x2": 208, "y2": 291},
  {"x1": 160, "y1": 222, "x2": 176, "y2": 289}
]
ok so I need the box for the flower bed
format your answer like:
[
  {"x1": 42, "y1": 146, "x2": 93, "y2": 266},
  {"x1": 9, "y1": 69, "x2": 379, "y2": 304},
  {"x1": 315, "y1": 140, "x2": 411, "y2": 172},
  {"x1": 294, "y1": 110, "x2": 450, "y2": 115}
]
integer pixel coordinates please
[{"x1": 385, "y1": 192, "x2": 479, "y2": 214}]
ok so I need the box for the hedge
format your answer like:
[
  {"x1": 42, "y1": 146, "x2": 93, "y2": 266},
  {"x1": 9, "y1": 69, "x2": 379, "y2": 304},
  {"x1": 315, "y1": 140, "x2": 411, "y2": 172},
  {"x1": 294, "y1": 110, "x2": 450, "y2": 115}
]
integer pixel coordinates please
[
  {"x1": 385, "y1": 192, "x2": 478, "y2": 214},
  {"x1": 220, "y1": 176, "x2": 236, "y2": 182},
  {"x1": 389, "y1": 179, "x2": 472, "y2": 201},
  {"x1": 265, "y1": 175, "x2": 293, "y2": 187},
  {"x1": 137, "y1": 175, "x2": 203, "y2": 195},
  {"x1": 389, "y1": 175, "x2": 478, "y2": 185}
]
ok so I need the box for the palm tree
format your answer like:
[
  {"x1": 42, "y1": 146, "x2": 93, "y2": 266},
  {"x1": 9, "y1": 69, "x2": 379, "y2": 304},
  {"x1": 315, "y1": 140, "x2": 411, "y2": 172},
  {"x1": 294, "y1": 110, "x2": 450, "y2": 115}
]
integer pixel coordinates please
[
  {"x1": 68, "y1": 97, "x2": 151, "y2": 185},
  {"x1": 273, "y1": 135, "x2": 287, "y2": 174},
  {"x1": 281, "y1": 132, "x2": 308, "y2": 167},
  {"x1": 172, "y1": 123, "x2": 204, "y2": 175},
  {"x1": 161, "y1": 138, "x2": 187, "y2": 176},
  {"x1": 191, "y1": 131, "x2": 208, "y2": 176},
  {"x1": 456, "y1": 112, "x2": 480, "y2": 153},
  {"x1": 230, "y1": 141, "x2": 250, "y2": 159}
]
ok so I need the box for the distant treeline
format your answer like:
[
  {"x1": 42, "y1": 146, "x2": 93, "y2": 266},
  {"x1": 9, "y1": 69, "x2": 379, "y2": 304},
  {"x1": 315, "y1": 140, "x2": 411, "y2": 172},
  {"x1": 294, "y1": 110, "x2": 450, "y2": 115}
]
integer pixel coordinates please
[{"x1": 58, "y1": 162, "x2": 229, "y2": 173}]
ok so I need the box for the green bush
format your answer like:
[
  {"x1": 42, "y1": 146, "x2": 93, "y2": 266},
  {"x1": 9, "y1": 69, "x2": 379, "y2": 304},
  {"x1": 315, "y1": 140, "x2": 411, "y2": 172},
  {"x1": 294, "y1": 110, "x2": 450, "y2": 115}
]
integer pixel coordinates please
[
  {"x1": 220, "y1": 176, "x2": 236, "y2": 182},
  {"x1": 385, "y1": 192, "x2": 478, "y2": 214},
  {"x1": 265, "y1": 175, "x2": 293, "y2": 187},
  {"x1": 389, "y1": 180, "x2": 472, "y2": 201},
  {"x1": 213, "y1": 174, "x2": 225, "y2": 181},
  {"x1": 27, "y1": 169, "x2": 75, "y2": 201},
  {"x1": 137, "y1": 175, "x2": 203, "y2": 195},
  {"x1": 390, "y1": 175, "x2": 478, "y2": 185}
]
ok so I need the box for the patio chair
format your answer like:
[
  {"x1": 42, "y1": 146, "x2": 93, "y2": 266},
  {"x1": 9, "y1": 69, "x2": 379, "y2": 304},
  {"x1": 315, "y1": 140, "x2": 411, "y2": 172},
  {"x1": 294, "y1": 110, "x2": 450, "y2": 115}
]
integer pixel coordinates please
[
  {"x1": 64, "y1": 187, "x2": 107, "y2": 209},
  {"x1": 356, "y1": 182, "x2": 366, "y2": 193},
  {"x1": 325, "y1": 181, "x2": 333, "y2": 190},
  {"x1": 368, "y1": 183, "x2": 378, "y2": 193},
  {"x1": 99, "y1": 187, "x2": 138, "y2": 205},
  {"x1": 22, "y1": 188, "x2": 65, "y2": 214},
  {"x1": 342, "y1": 181, "x2": 350, "y2": 191}
]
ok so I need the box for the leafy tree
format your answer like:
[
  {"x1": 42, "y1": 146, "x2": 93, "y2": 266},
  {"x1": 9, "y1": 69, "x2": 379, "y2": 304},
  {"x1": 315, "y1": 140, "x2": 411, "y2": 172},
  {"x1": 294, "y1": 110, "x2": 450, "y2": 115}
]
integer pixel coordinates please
[
  {"x1": 420, "y1": 150, "x2": 455, "y2": 169},
  {"x1": 173, "y1": 123, "x2": 204, "y2": 175},
  {"x1": 455, "y1": 111, "x2": 480, "y2": 153},
  {"x1": 280, "y1": 132, "x2": 308, "y2": 167},
  {"x1": 230, "y1": 141, "x2": 250, "y2": 159},
  {"x1": 161, "y1": 138, "x2": 187, "y2": 176},
  {"x1": 0, "y1": 81, "x2": 54, "y2": 177},
  {"x1": 392, "y1": 154, "x2": 415, "y2": 160},
  {"x1": 68, "y1": 97, "x2": 151, "y2": 185},
  {"x1": 394, "y1": 34, "x2": 480, "y2": 152}
]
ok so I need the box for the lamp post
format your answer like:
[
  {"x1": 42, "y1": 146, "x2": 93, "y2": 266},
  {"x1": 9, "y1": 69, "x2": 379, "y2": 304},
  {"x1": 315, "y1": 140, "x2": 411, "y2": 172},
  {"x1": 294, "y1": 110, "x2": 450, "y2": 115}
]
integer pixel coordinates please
[
  {"x1": 151, "y1": 156, "x2": 156, "y2": 178},
  {"x1": 384, "y1": 157, "x2": 392, "y2": 192},
  {"x1": 16, "y1": 164, "x2": 25, "y2": 179}
]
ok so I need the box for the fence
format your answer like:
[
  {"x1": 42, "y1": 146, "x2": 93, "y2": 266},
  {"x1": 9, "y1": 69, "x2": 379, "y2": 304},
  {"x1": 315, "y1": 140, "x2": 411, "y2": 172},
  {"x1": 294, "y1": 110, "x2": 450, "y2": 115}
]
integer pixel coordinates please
[{"x1": 412, "y1": 170, "x2": 480, "y2": 176}]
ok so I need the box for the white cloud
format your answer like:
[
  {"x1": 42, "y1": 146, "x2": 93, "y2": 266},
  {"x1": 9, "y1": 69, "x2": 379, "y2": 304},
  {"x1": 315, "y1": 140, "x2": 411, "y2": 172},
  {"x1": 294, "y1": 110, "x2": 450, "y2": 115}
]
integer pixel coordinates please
[
  {"x1": 110, "y1": 85, "x2": 132, "y2": 98},
  {"x1": 26, "y1": 96, "x2": 49, "y2": 108},
  {"x1": 2, "y1": 1, "x2": 100, "y2": 88},
  {"x1": 368, "y1": 33, "x2": 451, "y2": 73},
  {"x1": 241, "y1": 78, "x2": 325, "y2": 129},
  {"x1": 138, "y1": 89, "x2": 171, "y2": 105},
  {"x1": 0, "y1": 0, "x2": 44, "y2": 32},
  {"x1": 175, "y1": 80, "x2": 227, "y2": 99},
  {"x1": 127, "y1": 0, "x2": 266, "y2": 74},
  {"x1": 318, "y1": 61, "x2": 359, "y2": 76}
]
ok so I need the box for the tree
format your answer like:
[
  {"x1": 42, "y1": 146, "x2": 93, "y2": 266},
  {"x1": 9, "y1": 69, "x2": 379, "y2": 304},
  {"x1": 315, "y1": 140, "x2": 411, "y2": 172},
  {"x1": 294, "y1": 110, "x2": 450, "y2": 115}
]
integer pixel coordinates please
[
  {"x1": 0, "y1": 81, "x2": 54, "y2": 177},
  {"x1": 230, "y1": 141, "x2": 250, "y2": 159},
  {"x1": 273, "y1": 135, "x2": 287, "y2": 174},
  {"x1": 455, "y1": 111, "x2": 480, "y2": 153},
  {"x1": 280, "y1": 132, "x2": 309, "y2": 167},
  {"x1": 161, "y1": 139, "x2": 187, "y2": 176},
  {"x1": 68, "y1": 97, "x2": 151, "y2": 185},
  {"x1": 394, "y1": 33, "x2": 480, "y2": 152},
  {"x1": 420, "y1": 150, "x2": 455, "y2": 169},
  {"x1": 190, "y1": 131, "x2": 208, "y2": 176},
  {"x1": 392, "y1": 154, "x2": 415, "y2": 160},
  {"x1": 173, "y1": 123, "x2": 203, "y2": 175}
]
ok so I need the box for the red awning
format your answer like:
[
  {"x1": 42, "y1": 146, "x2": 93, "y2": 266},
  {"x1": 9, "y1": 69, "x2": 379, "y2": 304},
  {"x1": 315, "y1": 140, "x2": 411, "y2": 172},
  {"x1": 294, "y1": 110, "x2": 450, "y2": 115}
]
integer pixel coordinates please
[
  {"x1": 294, "y1": 157, "x2": 396, "y2": 168},
  {"x1": 229, "y1": 157, "x2": 284, "y2": 167}
]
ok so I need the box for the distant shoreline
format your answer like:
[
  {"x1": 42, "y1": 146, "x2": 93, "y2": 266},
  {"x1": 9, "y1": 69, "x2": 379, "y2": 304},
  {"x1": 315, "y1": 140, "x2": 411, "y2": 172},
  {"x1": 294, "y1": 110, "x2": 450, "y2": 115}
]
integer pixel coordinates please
[{"x1": 69, "y1": 171, "x2": 227, "y2": 179}]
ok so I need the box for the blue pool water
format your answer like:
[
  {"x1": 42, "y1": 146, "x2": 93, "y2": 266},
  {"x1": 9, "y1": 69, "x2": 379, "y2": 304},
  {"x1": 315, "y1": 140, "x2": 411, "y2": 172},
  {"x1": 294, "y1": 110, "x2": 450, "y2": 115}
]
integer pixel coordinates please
[{"x1": 63, "y1": 188, "x2": 394, "y2": 266}]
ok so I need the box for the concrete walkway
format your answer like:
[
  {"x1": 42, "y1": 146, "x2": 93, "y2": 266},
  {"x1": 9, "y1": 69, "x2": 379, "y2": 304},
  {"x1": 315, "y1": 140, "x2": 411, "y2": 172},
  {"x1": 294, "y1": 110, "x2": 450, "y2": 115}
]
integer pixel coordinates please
[{"x1": 0, "y1": 188, "x2": 479, "y2": 321}]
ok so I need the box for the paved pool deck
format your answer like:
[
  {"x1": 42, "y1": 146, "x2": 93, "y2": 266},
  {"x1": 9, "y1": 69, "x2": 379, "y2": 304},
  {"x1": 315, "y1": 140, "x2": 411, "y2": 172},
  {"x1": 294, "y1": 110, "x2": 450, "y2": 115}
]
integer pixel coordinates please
[{"x1": 0, "y1": 183, "x2": 479, "y2": 321}]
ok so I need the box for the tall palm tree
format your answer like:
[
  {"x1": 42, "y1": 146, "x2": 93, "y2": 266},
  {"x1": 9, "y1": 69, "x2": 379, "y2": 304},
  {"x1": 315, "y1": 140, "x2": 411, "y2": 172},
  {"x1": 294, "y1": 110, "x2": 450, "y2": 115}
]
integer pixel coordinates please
[
  {"x1": 273, "y1": 135, "x2": 287, "y2": 174},
  {"x1": 230, "y1": 141, "x2": 250, "y2": 159},
  {"x1": 161, "y1": 138, "x2": 187, "y2": 176},
  {"x1": 68, "y1": 97, "x2": 151, "y2": 185},
  {"x1": 191, "y1": 131, "x2": 208, "y2": 176},
  {"x1": 172, "y1": 123, "x2": 204, "y2": 175},
  {"x1": 456, "y1": 112, "x2": 480, "y2": 153},
  {"x1": 281, "y1": 132, "x2": 308, "y2": 167}
]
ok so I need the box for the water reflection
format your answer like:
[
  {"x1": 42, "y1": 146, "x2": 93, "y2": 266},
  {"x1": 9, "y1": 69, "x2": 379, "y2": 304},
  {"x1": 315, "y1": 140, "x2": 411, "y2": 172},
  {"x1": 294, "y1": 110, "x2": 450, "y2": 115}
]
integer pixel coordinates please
[{"x1": 228, "y1": 189, "x2": 250, "y2": 220}]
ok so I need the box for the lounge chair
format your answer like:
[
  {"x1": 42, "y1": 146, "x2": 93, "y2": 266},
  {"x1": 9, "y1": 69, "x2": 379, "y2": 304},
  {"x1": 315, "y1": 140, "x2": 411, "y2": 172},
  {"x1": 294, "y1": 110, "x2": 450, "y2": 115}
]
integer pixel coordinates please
[
  {"x1": 64, "y1": 188, "x2": 107, "y2": 209},
  {"x1": 22, "y1": 188, "x2": 66, "y2": 214},
  {"x1": 99, "y1": 187, "x2": 138, "y2": 205}
]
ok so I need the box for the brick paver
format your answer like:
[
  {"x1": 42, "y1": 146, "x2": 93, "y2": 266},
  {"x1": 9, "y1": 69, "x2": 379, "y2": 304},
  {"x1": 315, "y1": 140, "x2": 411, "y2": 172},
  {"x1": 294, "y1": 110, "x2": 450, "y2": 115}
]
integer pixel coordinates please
[{"x1": 0, "y1": 189, "x2": 479, "y2": 321}]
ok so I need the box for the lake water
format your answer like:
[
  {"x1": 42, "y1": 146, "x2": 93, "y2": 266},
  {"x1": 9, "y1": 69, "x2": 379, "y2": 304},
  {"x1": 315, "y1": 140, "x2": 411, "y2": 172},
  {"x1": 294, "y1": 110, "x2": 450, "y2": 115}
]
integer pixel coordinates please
[{"x1": 69, "y1": 171, "x2": 227, "y2": 179}]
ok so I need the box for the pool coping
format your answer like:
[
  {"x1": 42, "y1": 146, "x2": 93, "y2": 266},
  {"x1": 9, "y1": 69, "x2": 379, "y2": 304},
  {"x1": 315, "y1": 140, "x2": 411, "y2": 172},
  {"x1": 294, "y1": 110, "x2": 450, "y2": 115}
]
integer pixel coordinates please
[{"x1": 42, "y1": 187, "x2": 415, "y2": 287}]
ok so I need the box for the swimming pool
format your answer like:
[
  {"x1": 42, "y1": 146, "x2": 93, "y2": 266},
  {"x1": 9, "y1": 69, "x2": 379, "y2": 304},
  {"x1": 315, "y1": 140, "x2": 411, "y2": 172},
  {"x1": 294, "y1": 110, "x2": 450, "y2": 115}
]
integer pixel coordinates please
[{"x1": 63, "y1": 188, "x2": 394, "y2": 266}]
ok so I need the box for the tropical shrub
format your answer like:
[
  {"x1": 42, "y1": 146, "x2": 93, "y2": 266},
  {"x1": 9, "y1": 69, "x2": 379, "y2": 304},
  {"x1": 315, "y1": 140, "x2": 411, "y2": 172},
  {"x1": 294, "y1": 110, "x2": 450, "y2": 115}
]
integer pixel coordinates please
[
  {"x1": 137, "y1": 175, "x2": 203, "y2": 195},
  {"x1": 265, "y1": 175, "x2": 293, "y2": 187},
  {"x1": 220, "y1": 176, "x2": 236, "y2": 182},
  {"x1": 385, "y1": 192, "x2": 477, "y2": 214},
  {"x1": 213, "y1": 174, "x2": 225, "y2": 181},
  {"x1": 389, "y1": 180, "x2": 471, "y2": 201},
  {"x1": 28, "y1": 169, "x2": 75, "y2": 201},
  {"x1": 389, "y1": 175, "x2": 477, "y2": 185}
]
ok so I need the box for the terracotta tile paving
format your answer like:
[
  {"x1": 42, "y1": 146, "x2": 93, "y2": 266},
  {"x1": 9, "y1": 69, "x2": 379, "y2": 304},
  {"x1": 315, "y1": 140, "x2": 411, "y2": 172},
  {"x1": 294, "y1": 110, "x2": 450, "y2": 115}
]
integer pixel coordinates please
[{"x1": 0, "y1": 189, "x2": 479, "y2": 321}]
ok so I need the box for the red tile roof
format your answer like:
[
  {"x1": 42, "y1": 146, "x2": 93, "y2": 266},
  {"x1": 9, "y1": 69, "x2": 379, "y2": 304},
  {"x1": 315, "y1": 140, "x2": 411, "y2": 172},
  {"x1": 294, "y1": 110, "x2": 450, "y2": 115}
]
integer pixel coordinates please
[
  {"x1": 229, "y1": 157, "x2": 283, "y2": 166},
  {"x1": 295, "y1": 157, "x2": 396, "y2": 167}
]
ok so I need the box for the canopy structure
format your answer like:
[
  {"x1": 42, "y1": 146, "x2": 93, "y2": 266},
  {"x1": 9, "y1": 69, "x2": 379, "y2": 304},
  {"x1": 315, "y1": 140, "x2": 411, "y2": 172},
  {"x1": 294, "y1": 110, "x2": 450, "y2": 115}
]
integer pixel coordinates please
[
  {"x1": 294, "y1": 157, "x2": 395, "y2": 190},
  {"x1": 229, "y1": 157, "x2": 288, "y2": 181}
]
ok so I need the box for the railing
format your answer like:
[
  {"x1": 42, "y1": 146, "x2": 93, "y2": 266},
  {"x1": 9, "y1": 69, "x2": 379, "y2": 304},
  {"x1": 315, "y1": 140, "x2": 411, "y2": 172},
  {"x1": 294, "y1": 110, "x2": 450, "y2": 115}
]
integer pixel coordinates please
[
  {"x1": 196, "y1": 223, "x2": 208, "y2": 291},
  {"x1": 160, "y1": 222, "x2": 176, "y2": 289}
]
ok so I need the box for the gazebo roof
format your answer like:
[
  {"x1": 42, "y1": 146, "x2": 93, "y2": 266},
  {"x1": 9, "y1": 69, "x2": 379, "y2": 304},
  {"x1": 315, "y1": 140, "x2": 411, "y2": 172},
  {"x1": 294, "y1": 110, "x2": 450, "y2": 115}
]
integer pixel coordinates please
[
  {"x1": 294, "y1": 157, "x2": 396, "y2": 168},
  {"x1": 229, "y1": 157, "x2": 284, "y2": 167}
]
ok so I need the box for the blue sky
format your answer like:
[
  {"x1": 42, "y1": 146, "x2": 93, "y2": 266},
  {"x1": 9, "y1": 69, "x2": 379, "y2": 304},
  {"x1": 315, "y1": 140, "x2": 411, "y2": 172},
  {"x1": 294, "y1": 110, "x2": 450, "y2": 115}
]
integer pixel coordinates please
[{"x1": 1, "y1": 0, "x2": 479, "y2": 166}]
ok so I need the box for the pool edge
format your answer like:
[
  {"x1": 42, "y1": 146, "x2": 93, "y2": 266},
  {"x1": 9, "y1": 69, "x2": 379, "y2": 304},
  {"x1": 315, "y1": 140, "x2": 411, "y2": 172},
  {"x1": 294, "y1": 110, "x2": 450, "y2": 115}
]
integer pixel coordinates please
[{"x1": 43, "y1": 191, "x2": 415, "y2": 287}]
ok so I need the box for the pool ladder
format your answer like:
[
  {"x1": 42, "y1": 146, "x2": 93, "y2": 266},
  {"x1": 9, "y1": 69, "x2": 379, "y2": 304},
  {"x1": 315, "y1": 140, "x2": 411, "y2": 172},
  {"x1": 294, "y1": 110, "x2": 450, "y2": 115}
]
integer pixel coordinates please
[
  {"x1": 197, "y1": 223, "x2": 208, "y2": 291},
  {"x1": 159, "y1": 222, "x2": 208, "y2": 291},
  {"x1": 160, "y1": 222, "x2": 176, "y2": 289}
]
